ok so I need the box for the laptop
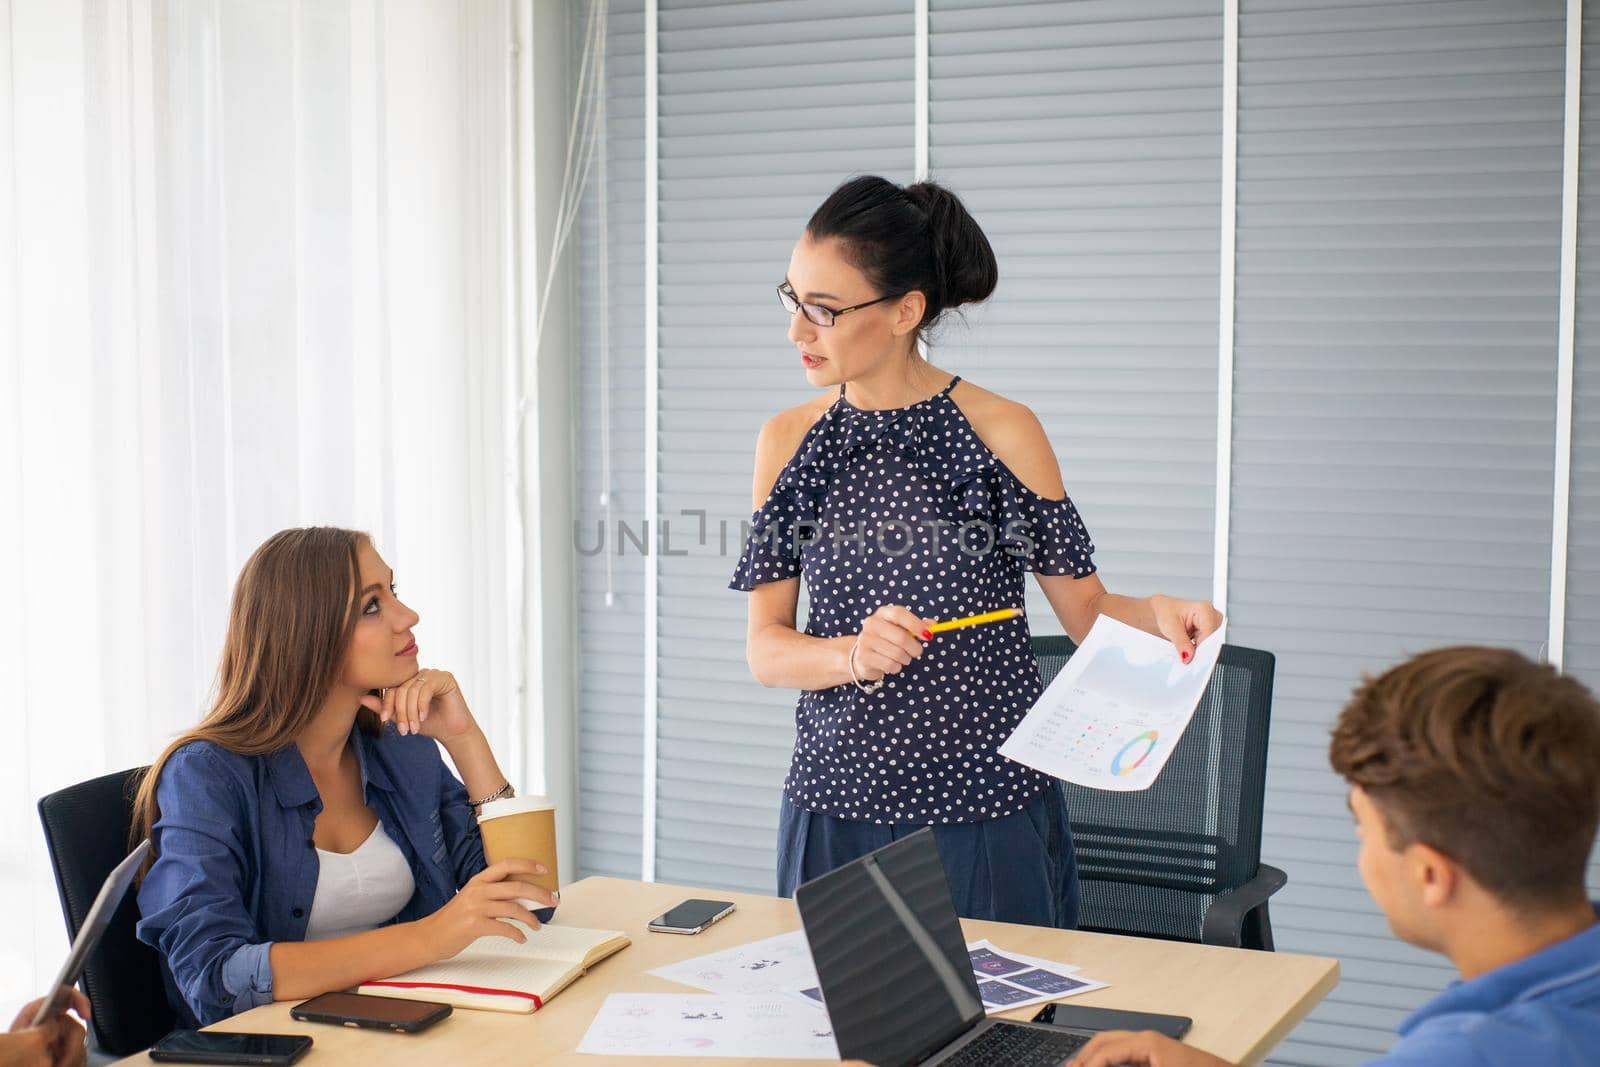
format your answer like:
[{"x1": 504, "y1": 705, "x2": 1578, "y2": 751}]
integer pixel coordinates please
[
  {"x1": 31, "y1": 838, "x2": 151, "y2": 1025},
  {"x1": 795, "y1": 829, "x2": 1097, "y2": 1067}
]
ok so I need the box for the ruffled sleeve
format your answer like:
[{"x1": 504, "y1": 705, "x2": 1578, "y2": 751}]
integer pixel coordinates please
[
  {"x1": 729, "y1": 411, "x2": 842, "y2": 591},
  {"x1": 729, "y1": 490, "x2": 805, "y2": 590},
  {"x1": 989, "y1": 462, "x2": 1098, "y2": 577}
]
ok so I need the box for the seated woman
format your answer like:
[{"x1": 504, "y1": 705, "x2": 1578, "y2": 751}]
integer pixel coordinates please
[{"x1": 134, "y1": 527, "x2": 555, "y2": 1026}]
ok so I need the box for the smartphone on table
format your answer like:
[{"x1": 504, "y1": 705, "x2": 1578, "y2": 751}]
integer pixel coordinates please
[
  {"x1": 290, "y1": 990, "x2": 452, "y2": 1033},
  {"x1": 647, "y1": 898, "x2": 736, "y2": 934},
  {"x1": 148, "y1": 1031, "x2": 312, "y2": 1065}
]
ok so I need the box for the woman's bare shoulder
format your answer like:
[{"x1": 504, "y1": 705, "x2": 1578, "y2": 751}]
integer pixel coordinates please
[
  {"x1": 949, "y1": 378, "x2": 1066, "y2": 499},
  {"x1": 764, "y1": 390, "x2": 835, "y2": 444},
  {"x1": 750, "y1": 390, "x2": 837, "y2": 505}
]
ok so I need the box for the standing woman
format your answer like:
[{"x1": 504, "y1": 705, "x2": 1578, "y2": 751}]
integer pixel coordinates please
[
  {"x1": 732, "y1": 175, "x2": 1223, "y2": 927},
  {"x1": 134, "y1": 527, "x2": 556, "y2": 1026}
]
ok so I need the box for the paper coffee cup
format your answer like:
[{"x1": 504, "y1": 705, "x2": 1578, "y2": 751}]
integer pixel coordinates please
[{"x1": 478, "y1": 796, "x2": 559, "y2": 919}]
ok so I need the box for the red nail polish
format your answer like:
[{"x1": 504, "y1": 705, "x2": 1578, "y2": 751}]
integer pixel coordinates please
[
  {"x1": 921, "y1": 629, "x2": 933, "y2": 640},
  {"x1": 1181, "y1": 651, "x2": 1191, "y2": 662}
]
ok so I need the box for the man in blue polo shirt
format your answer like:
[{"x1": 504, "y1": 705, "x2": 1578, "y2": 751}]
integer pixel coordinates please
[{"x1": 1074, "y1": 646, "x2": 1600, "y2": 1067}]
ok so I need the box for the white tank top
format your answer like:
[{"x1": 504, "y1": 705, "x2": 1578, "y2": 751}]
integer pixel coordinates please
[{"x1": 303, "y1": 821, "x2": 416, "y2": 941}]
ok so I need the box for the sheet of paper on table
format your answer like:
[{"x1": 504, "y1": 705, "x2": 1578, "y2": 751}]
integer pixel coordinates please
[
  {"x1": 792, "y1": 940, "x2": 1108, "y2": 1018},
  {"x1": 576, "y1": 993, "x2": 840, "y2": 1060},
  {"x1": 646, "y1": 929, "x2": 819, "y2": 997},
  {"x1": 999, "y1": 615, "x2": 1226, "y2": 791},
  {"x1": 654, "y1": 927, "x2": 1108, "y2": 1022},
  {"x1": 963, "y1": 940, "x2": 1108, "y2": 1015}
]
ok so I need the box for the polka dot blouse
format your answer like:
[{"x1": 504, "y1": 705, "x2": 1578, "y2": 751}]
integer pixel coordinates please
[{"x1": 730, "y1": 377, "x2": 1097, "y2": 825}]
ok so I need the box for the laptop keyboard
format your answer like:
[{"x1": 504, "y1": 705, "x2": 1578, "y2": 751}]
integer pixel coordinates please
[{"x1": 937, "y1": 1021, "x2": 1090, "y2": 1066}]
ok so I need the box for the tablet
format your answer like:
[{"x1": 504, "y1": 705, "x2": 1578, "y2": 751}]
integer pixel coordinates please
[{"x1": 32, "y1": 838, "x2": 152, "y2": 1025}]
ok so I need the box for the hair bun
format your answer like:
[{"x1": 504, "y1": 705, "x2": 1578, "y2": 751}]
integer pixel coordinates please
[
  {"x1": 904, "y1": 181, "x2": 998, "y2": 310},
  {"x1": 805, "y1": 175, "x2": 997, "y2": 340}
]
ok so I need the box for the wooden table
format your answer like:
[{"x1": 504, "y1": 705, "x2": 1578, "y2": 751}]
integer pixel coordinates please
[{"x1": 118, "y1": 876, "x2": 1338, "y2": 1066}]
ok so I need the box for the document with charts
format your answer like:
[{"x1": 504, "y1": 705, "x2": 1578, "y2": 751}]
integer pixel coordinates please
[
  {"x1": 794, "y1": 940, "x2": 1107, "y2": 1018},
  {"x1": 576, "y1": 994, "x2": 839, "y2": 1059},
  {"x1": 999, "y1": 615, "x2": 1225, "y2": 792},
  {"x1": 647, "y1": 929, "x2": 819, "y2": 997}
]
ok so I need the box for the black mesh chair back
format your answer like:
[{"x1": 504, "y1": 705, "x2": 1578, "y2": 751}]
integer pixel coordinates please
[
  {"x1": 1033, "y1": 637, "x2": 1285, "y2": 949},
  {"x1": 37, "y1": 767, "x2": 174, "y2": 1055}
]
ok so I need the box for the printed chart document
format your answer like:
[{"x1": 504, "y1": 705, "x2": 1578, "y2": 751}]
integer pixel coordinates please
[
  {"x1": 647, "y1": 929, "x2": 819, "y2": 997},
  {"x1": 576, "y1": 994, "x2": 840, "y2": 1059},
  {"x1": 663, "y1": 932, "x2": 1111, "y2": 1020},
  {"x1": 999, "y1": 615, "x2": 1226, "y2": 792},
  {"x1": 962, "y1": 940, "x2": 1108, "y2": 1014},
  {"x1": 794, "y1": 940, "x2": 1106, "y2": 1017}
]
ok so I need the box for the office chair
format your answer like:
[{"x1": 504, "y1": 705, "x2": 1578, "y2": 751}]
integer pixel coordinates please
[
  {"x1": 37, "y1": 767, "x2": 175, "y2": 1055},
  {"x1": 1032, "y1": 636, "x2": 1286, "y2": 949}
]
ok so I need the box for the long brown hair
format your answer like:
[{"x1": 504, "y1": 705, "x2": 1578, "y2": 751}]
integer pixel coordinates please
[{"x1": 132, "y1": 527, "x2": 383, "y2": 850}]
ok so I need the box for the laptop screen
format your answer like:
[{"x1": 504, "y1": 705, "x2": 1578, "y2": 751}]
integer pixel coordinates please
[{"x1": 796, "y1": 830, "x2": 985, "y2": 1067}]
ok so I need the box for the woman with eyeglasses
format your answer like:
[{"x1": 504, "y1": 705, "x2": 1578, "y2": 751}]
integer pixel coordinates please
[{"x1": 731, "y1": 175, "x2": 1223, "y2": 927}]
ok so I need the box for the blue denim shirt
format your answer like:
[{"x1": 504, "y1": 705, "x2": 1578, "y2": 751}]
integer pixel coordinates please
[
  {"x1": 1370, "y1": 905, "x2": 1600, "y2": 1066},
  {"x1": 135, "y1": 726, "x2": 486, "y2": 1026}
]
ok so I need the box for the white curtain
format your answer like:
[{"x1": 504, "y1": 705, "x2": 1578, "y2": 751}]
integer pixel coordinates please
[{"x1": 0, "y1": 0, "x2": 520, "y2": 1005}]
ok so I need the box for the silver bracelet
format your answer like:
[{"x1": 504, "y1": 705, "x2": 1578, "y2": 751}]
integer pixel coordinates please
[
  {"x1": 470, "y1": 780, "x2": 515, "y2": 814},
  {"x1": 848, "y1": 637, "x2": 885, "y2": 694}
]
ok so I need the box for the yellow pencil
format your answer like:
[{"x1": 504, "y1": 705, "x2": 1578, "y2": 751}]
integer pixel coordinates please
[{"x1": 927, "y1": 607, "x2": 1024, "y2": 634}]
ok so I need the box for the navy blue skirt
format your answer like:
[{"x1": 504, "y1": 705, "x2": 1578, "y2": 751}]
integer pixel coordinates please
[{"x1": 777, "y1": 782, "x2": 1080, "y2": 929}]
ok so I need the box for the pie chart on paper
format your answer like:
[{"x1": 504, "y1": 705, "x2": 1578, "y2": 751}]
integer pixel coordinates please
[
  {"x1": 1110, "y1": 730, "x2": 1159, "y2": 777},
  {"x1": 997, "y1": 615, "x2": 1228, "y2": 793}
]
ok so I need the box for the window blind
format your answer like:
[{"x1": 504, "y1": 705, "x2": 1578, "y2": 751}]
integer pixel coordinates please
[
  {"x1": 575, "y1": 0, "x2": 650, "y2": 881},
  {"x1": 928, "y1": 0, "x2": 1223, "y2": 626},
  {"x1": 1233, "y1": 3, "x2": 1564, "y2": 1064},
  {"x1": 1564, "y1": 7, "x2": 1600, "y2": 902},
  {"x1": 652, "y1": 0, "x2": 916, "y2": 892}
]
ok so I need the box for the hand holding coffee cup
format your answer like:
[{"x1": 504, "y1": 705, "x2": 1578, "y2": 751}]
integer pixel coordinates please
[
  {"x1": 421, "y1": 859, "x2": 556, "y2": 957},
  {"x1": 477, "y1": 796, "x2": 560, "y2": 923}
]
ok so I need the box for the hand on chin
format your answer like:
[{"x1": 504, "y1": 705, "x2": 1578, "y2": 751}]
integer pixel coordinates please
[{"x1": 359, "y1": 668, "x2": 476, "y2": 740}]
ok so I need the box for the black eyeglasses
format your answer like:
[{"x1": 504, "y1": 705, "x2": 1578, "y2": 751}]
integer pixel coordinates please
[{"x1": 778, "y1": 281, "x2": 897, "y2": 327}]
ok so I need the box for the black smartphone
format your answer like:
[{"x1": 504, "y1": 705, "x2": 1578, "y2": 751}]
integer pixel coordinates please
[
  {"x1": 290, "y1": 990, "x2": 452, "y2": 1033},
  {"x1": 149, "y1": 1030, "x2": 312, "y2": 1065},
  {"x1": 1032, "y1": 1002, "x2": 1193, "y2": 1039},
  {"x1": 646, "y1": 898, "x2": 736, "y2": 934}
]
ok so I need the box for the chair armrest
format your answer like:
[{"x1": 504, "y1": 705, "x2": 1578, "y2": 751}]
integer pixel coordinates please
[{"x1": 1201, "y1": 864, "x2": 1287, "y2": 948}]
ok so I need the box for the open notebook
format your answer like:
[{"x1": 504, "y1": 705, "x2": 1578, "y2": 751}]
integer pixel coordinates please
[{"x1": 360, "y1": 922, "x2": 630, "y2": 1013}]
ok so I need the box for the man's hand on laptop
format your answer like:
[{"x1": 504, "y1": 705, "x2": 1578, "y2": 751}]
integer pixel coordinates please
[
  {"x1": 1071, "y1": 1029, "x2": 1233, "y2": 1067},
  {"x1": 5, "y1": 988, "x2": 90, "y2": 1067}
]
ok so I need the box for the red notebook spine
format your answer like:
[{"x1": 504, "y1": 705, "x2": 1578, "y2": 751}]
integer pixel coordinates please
[{"x1": 363, "y1": 980, "x2": 544, "y2": 1010}]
